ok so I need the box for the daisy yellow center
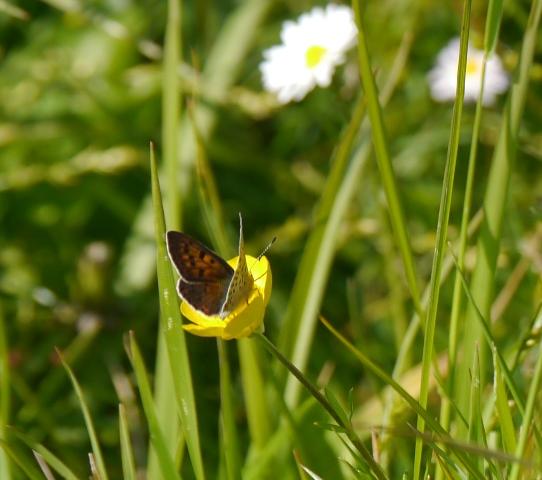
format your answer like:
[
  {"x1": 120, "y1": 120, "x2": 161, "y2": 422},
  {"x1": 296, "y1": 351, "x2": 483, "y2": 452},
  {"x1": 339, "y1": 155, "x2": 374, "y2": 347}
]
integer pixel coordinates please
[
  {"x1": 466, "y1": 58, "x2": 481, "y2": 75},
  {"x1": 305, "y1": 45, "x2": 327, "y2": 68}
]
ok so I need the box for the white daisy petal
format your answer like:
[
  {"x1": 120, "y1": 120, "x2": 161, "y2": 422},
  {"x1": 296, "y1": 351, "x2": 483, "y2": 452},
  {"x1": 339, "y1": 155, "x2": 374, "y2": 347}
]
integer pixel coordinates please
[
  {"x1": 427, "y1": 37, "x2": 509, "y2": 106},
  {"x1": 260, "y1": 4, "x2": 358, "y2": 104}
]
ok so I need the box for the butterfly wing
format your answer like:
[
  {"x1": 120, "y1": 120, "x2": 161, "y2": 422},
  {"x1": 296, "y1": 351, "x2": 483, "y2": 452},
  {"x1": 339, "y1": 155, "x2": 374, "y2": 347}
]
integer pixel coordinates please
[
  {"x1": 166, "y1": 231, "x2": 233, "y2": 282},
  {"x1": 221, "y1": 214, "x2": 254, "y2": 317},
  {"x1": 177, "y1": 278, "x2": 231, "y2": 316},
  {"x1": 166, "y1": 231, "x2": 233, "y2": 316}
]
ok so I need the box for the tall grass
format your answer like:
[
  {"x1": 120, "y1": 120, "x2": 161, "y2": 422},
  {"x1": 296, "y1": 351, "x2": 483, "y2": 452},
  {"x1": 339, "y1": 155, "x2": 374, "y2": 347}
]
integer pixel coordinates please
[
  {"x1": 1, "y1": 0, "x2": 541, "y2": 479},
  {"x1": 439, "y1": 0, "x2": 506, "y2": 463},
  {"x1": 151, "y1": 146, "x2": 205, "y2": 479},
  {"x1": 0, "y1": 303, "x2": 11, "y2": 479},
  {"x1": 413, "y1": 0, "x2": 472, "y2": 476},
  {"x1": 457, "y1": 0, "x2": 542, "y2": 422},
  {"x1": 149, "y1": 0, "x2": 184, "y2": 477}
]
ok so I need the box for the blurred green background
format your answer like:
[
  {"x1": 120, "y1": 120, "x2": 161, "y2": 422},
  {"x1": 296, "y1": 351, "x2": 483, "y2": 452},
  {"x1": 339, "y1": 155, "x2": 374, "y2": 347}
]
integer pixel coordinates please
[{"x1": 1, "y1": 0, "x2": 541, "y2": 478}]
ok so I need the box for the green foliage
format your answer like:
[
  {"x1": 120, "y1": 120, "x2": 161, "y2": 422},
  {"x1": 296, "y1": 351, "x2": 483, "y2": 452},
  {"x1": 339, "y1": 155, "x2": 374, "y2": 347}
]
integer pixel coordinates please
[{"x1": 1, "y1": 0, "x2": 542, "y2": 479}]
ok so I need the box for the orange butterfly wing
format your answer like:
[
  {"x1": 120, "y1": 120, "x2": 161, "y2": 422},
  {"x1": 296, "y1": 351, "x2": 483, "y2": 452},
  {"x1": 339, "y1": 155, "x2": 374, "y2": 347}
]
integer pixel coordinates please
[{"x1": 166, "y1": 231, "x2": 233, "y2": 316}]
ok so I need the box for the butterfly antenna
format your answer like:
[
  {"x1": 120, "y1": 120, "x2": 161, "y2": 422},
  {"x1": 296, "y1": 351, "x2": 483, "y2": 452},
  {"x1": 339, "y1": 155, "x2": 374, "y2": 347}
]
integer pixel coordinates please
[
  {"x1": 237, "y1": 212, "x2": 245, "y2": 253},
  {"x1": 248, "y1": 237, "x2": 276, "y2": 281},
  {"x1": 257, "y1": 236, "x2": 276, "y2": 261}
]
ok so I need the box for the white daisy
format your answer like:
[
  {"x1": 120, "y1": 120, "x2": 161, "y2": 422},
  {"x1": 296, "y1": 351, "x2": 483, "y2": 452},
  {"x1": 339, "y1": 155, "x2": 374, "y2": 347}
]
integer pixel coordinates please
[
  {"x1": 260, "y1": 4, "x2": 357, "y2": 104},
  {"x1": 427, "y1": 37, "x2": 509, "y2": 106}
]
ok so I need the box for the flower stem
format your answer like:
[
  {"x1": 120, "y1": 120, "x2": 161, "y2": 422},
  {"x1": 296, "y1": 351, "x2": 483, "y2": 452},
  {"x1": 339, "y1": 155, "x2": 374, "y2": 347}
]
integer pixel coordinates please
[{"x1": 254, "y1": 333, "x2": 388, "y2": 480}]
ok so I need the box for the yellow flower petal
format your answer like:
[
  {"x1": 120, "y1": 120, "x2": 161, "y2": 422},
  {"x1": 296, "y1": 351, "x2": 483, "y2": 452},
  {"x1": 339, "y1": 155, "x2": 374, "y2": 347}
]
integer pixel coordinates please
[{"x1": 180, "y1": 255, "x2": 272, "y2": 340}]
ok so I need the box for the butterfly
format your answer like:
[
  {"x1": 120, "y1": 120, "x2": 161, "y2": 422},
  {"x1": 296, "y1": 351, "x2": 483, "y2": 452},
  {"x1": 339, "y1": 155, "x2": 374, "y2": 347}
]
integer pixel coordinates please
[{"x1": 166, "y1": 215, "x2": 254, "y2": 319}]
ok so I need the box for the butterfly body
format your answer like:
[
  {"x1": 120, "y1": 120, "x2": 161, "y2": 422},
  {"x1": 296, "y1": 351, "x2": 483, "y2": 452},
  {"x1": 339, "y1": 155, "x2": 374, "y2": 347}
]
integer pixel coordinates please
[{"x1": 166, "y1": 216, "x2": 254, "y2": 319}]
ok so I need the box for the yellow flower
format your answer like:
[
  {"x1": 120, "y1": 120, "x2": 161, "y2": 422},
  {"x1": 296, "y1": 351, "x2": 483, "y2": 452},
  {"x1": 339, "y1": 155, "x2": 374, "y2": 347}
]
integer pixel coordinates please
[{"x1": 181, "y1": 255, "x2": 272, "y2": 340}]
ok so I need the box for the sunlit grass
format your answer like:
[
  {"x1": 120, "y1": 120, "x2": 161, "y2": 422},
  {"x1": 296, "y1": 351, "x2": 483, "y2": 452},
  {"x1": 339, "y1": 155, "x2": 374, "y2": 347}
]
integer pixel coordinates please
[{"x1": 0, "y1": 0, "x2": 541, "y2": 479}]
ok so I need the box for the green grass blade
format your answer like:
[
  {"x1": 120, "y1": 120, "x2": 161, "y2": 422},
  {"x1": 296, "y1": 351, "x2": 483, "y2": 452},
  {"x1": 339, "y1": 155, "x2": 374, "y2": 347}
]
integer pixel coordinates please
[
  {"x1": 8, "y1": 429, "x2": 79, "y2": 480},
  {"x1": 509, "y1": 309, "x2": 542, "y2": 480},
  {"x1": 493, "y1": 348, "x2": 516, "y2": 455},
  {"x1": 150, "y1": 145, "x2": 205, "y2": 480},
  {"x1": 390, "y1": 209, "x2": 483, "y2": 392},
  {"x1": 0, "y1": 302, "x2": 11, "y2": 480},
  {"x1": 485, "y1": 0, "x2": 504, "y2": 53},
  {"x1": 128, "y1": 332, "x2": 181, "y2": 480},
  {"x1": 467, "y1": 347, "x2": 483, "y2": 474},
  {"x1": 284, "y1": 140, "x2": 371, "y2": 408},
  {"x1": 282, "y1": 32, "x2": 413, "y2": 407},
  {"x1": 451, "y1": 255, "x2": 542, "y2": 468},
  {"x1": 442, "y1": 0, "x2": 505, "y2": 448},
  {"x1": 189, "y1": 102, "x2": 271, "y2": 452},
  {"x1": 393, "y1": 214, "x2": 484, "y2": 466},
  {"x1": 33, "y1": 451, "x2": 55, "y2": 480},
  {"x1": 148, "y1": 339, "x2": 182, "y2": 480},
  {"x1": 459, "y1": 0, "x2": 542, "y2": 422},
  {"x1": 217, "y1": 340, "x2": 242, "y2": 480},
  {"x1": 412, "y1": 0, "x2": 472, "y2": 475},
  {"x1": 57, "y1": 350, "x2": 109, "y2": 480},
  {"x1": 453, "y1": 257, "x2": 542, "y2": 470},
  {"x1": 149, "y1": 0, "x2": 184, "y2": 475},
  {"x1": 243, "y1": 398, "x2": 315, "y2": 480},
  {"x1": 256, "y1": 334, "x2": 387, "y2": 480},
  {"x1": 238, "y1": 338, "x2": 271, "y2": 449},
  {"x1": 163, "y1": 0, "x2": 182, "y2": 230},
  {"x1": 0, "y1": 440, "x2": 43, "y2": 480},
  {"x1": 451, "y1": 252, "x2": 525, "y2": 415},
  {"x1": 510, "y1": 303, "x2": 542, "y2": 371},
  {"x1": 279, "y1": 90, "x2": 366, "y2": 385},
  {"x1": 245, "y1": 374, "x2": 321, "y2": 477},
  {"x1": 352, "y1": 0, "x2": 422, "y2": 318},
  {"x1": 320, "y1": 317, "x2": 485, "y2": 479},
  {"x1": 119, "y1": 404, "x2": 137, "y2": 480},
  {"x1": 323, "y1": 388, "x2": 349, "y2": 428}
]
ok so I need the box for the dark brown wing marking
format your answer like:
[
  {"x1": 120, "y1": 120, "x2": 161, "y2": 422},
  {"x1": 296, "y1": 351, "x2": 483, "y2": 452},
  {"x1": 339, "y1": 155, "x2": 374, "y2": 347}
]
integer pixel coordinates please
[
  {"x1": 166, "y1": 231, "x2": 233, "y2": 282},
  {"x1": 177, "y1": 278, "x2": 230, "y2": 316}
]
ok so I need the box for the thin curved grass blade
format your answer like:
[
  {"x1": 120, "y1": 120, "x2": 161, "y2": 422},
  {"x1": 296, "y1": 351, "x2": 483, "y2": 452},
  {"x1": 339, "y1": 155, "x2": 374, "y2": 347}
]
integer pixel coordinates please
[
  {"x1": 281, "y1": 103, "x2": 369, "y2": 409},
  {"x1": 57, "y1": 350, "x2": 109, "y2": 480},
  {"x1": 8, "y1": 429, "x2": 79, "y2": 480},
  {"x1": 127, "y1": 332, "x2": 181, "y2": 480},
  {"x1": 281, "y1": 28, "x2": 415, "y2": 410},
  {"x1": 411, "y1": 0, "x2": 472, "y2": 474},
  {"x1": 217, "y1": 340, "x2": 242, "y2": 480},
  {"x1": 0, "y1": 440, "x2": 42, "y2": 480},
  {"x1": 320, "y1": 316, "x2": 485, "y2": 479},
  {"x1": 0, "y1": 301, "x2": 11, "y2": 480},
  {"x1": 150, "y1": 0, "x2": 184, "y2": 475},
  {"x1": 119, "y1": 404, "x2": 137, "y2": 480},
  {"x1": 509, "y1": 309, "x2": 542, "y2": 480},
  {"x1": 459, "y1": 0, "x2": 542, "y2": 436},
  {"x1": 150, "y1": 145, "x2": 205, "y2": 479}
]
